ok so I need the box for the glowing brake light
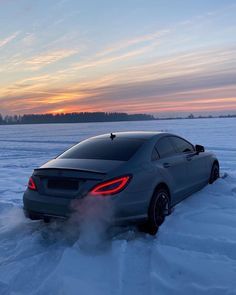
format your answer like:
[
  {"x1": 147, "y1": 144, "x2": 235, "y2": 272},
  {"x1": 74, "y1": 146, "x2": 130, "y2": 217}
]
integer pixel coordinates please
[
  {"x1": 90, "y1": 175, "x2": 131, "y2": 196},
  {"x1": 28, "y1": 177, "x2": 37, "y2": 191}
]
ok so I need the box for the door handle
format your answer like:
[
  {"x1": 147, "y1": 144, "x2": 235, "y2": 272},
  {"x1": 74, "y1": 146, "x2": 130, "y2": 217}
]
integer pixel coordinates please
[
  {"x1": 186, "y1": 155, "x2": 192, "y2": 161},
  {"x1": 163, "y1": 163, "x2": 171, "y2": 168}
]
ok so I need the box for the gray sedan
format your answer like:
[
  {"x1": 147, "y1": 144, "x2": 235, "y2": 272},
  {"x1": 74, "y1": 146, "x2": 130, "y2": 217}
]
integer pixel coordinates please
[{"x1": 23, "y1": 131, "x2": 219, "y2": 234}]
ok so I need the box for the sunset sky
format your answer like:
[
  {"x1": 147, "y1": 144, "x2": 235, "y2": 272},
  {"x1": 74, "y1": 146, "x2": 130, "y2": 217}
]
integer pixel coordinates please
[{"x1": 0, "y1": 0, "x2": 236, "y2": 116}]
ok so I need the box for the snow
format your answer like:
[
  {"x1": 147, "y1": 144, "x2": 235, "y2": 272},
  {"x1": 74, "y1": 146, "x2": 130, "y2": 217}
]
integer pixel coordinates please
[{"x1": 0, "y1": 118, "x2": 236, "y2": 295}]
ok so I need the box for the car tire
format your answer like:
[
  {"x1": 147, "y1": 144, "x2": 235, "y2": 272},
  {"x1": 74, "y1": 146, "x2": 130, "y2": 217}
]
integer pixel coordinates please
[
  {"x1": 209, "y1": 162, "x2": 220, "y2": 184},
  {"x1": 145, "y1": 187, "x2": 170, "y2": 235}
]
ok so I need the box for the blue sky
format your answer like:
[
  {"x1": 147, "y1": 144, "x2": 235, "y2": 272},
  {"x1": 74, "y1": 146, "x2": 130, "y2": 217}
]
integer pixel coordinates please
[{"x1": 0, "y1": 0, "x2": 236, "y2": 116}]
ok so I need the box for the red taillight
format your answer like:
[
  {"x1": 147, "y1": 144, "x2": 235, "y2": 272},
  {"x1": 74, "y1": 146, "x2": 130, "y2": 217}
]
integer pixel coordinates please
[
  {"x1": 90, "y1": 175, "x2": 131, "y2": 196},
  {"x1": 28, "y1": 177, "x2": 37, "y2": 191}
]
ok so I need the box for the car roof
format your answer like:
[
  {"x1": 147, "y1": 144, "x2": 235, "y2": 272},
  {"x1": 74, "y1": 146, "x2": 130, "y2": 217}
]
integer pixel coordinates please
[{"x1": 92, "y1": 131, "x2": 167, "y2": 140}]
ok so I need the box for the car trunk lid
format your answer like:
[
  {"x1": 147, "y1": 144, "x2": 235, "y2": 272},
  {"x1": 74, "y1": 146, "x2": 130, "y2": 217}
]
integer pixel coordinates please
[{"x1": 33, "y1": 158, "x2": 124, "y2": 198}]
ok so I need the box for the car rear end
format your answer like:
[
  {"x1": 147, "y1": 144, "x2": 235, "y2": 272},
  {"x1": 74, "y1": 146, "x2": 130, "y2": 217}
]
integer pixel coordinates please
[
  {"x1": 23, "y1": 133, "x2": 152, "y2": 222},
  {"x1": 23, "y1": 163, "x2": 108, "y2": 220}
]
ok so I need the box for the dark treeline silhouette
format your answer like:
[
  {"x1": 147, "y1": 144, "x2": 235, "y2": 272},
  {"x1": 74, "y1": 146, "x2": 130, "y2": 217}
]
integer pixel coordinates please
[
  {"x1": 0, "y1": 112, "x2": 236, "y2": 125},
  {"x1": 0, "y1": 112, "x2": 155, "y2": 125}
]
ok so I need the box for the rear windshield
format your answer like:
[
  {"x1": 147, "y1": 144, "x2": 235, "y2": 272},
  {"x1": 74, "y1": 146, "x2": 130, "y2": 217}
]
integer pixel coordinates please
[{"x1": 58, "y1": 138, "x2": 145, "y2": 161}]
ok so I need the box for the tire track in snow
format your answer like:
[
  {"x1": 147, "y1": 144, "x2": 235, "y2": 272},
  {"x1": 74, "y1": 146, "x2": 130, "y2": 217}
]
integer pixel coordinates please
[
  {"x1": 111, "y1": 237, "x2": 154, "y2": 295},
  {"x1": 115, "y1": 240, "x2": 127, "y2": 295}
]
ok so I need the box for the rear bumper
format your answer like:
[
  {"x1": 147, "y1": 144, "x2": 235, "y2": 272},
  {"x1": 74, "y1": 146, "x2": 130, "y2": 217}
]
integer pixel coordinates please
[
  {"x1": 23, "y1": 209, "x2": 147, "y2": 226},
  {"x1": 23, "y1": 209, "x2": 67, "y2": 220},
  {"x1": 23, "y1": 188, "x2": 149, "y2": 224},
  {"x1": 23, "y1": 189, "x2": 72, "y2": 218}
]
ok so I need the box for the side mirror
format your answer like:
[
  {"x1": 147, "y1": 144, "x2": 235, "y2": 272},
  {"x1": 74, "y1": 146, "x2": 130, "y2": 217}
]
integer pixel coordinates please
[{"x1": 195, "y1": 144, "x2": 205, "y2": 154}]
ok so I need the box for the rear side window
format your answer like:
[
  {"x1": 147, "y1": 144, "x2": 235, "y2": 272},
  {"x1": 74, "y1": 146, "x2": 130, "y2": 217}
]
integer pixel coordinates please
[
  {"x1": 156, "y1": 137, "x2": 176, "y2": 158},
  {"x1": 151, "y1": 148, "x2": 160, "y2": 161},
  {"x1": 170, "y1": 136, "x2": 194, "y2": 153},
  {"x1": 58, "y1": 138, "x2": 145, "y2": 161}
]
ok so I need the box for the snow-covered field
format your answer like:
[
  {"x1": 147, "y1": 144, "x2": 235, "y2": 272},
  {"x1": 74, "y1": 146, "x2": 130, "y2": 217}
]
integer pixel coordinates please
[{"x1": 0, "y1": 118, "x2": 236, "y2": 295}]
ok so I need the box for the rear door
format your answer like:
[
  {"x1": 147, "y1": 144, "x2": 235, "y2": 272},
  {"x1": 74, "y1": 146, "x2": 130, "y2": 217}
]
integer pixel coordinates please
[
  {"x1": 154, "y1": 136, "x2": 190, "y2": 204},
  {"x1": 170, "y1": 136, "x2": 208, "y2": 193}
]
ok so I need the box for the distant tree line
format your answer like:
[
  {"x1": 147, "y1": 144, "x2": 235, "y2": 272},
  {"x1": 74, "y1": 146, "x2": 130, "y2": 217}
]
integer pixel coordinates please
[
  {"x1": 0, "y1": 112, "x2": 235, "y2": 125},
  {"x1": 186, "y1": 113, "x2": 236, "y2": 119},
  {"x1": 0, "y1": 112, "x2": 155, "y2": 125}
]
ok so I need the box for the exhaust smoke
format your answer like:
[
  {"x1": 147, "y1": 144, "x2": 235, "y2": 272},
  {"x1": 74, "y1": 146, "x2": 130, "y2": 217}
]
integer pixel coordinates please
[{"x1": 70, "y1": 196, "x2": 114, "y2": 251}]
